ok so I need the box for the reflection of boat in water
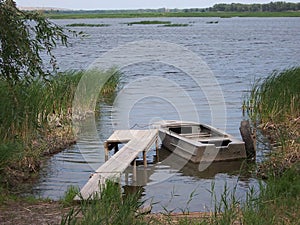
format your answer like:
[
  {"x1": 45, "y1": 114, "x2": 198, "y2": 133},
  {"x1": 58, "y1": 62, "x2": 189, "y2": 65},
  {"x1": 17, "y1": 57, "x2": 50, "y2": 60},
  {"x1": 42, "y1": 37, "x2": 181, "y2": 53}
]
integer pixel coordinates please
[
  {"x1": 122, "y1": 147, "x2": 249, "y2": 188},
  {"x1": 154, "y1": 120, "x2": 247, "y2": 163},
  {"x1": 158, "y1": 147, "x2": 246, "y2": 179}
]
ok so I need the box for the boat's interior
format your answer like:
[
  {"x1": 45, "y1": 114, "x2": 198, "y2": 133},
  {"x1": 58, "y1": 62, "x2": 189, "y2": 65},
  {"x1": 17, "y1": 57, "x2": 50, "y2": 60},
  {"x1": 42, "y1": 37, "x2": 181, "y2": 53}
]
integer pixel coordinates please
[{"x1": 167, "y1": 124, "x2": 232, "y2": 147}]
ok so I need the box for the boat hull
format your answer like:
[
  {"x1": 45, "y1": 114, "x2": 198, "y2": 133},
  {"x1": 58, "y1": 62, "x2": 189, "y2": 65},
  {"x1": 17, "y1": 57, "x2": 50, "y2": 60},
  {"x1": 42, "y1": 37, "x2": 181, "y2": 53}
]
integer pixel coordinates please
[{"x1": 156, "y1": 121, "x2": 246, "y2": 163}]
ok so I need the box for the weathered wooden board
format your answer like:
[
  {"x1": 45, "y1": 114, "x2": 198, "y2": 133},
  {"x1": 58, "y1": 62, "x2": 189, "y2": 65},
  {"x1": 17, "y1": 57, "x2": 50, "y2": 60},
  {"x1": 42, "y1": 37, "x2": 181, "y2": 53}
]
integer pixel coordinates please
[{"x1": 75, "y1": 129, "x2": 158, "y2": 200}]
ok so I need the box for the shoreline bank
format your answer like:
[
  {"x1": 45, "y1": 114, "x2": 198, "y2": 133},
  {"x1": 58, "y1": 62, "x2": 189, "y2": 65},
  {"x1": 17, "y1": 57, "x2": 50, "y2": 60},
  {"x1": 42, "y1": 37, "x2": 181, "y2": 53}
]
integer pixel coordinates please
[{"x1": 45, "y1": 11, "x2": 300, "y2": 19}]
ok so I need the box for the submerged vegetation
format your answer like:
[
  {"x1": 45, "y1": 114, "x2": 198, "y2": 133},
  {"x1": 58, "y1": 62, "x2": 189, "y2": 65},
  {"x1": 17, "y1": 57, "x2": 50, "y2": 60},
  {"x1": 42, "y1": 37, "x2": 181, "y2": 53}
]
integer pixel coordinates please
[
  {"x1": 126, "y1": 20, "x2": 190, "y2": 27},
  {"x1": 126, "y1": 20, "x2": 171, "y2": 25},
  {"x1": 66, "y1": 23, "x2": 110, "y2": 27},
  {"x1": 162, "y1": 23, "x2": 190, "y2": 27},
  {"x1": 206, "y1": 21, "x2": 219, "y2": 24}
]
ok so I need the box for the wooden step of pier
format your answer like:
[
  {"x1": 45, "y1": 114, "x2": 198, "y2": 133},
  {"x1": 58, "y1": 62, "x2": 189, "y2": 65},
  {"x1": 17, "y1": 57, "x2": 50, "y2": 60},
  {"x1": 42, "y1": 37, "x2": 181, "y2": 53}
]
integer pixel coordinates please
[{"x1": 75, "y1": 129, "x2": 158, "y2": 200}]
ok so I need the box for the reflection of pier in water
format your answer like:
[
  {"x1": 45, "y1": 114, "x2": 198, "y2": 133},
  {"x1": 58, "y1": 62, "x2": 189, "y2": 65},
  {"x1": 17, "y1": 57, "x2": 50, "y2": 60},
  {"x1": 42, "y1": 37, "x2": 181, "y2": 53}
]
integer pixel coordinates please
[{"x1": 122, "y1": 147, "x2": 250, "y2": 189}]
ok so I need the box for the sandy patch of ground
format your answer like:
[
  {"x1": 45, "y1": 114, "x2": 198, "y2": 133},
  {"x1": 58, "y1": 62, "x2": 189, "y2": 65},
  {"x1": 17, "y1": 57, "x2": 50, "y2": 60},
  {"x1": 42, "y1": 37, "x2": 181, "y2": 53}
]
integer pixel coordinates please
[{"x1": 0, "y1": 200, "x2": 69, "y2": 225}]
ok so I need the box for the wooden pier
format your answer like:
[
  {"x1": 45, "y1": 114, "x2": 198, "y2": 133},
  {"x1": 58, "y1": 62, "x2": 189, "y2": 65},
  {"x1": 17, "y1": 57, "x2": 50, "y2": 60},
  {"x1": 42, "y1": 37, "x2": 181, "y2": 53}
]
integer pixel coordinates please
[{"x1": 75, "y1": 129, "x2": 158, "y2": 200}]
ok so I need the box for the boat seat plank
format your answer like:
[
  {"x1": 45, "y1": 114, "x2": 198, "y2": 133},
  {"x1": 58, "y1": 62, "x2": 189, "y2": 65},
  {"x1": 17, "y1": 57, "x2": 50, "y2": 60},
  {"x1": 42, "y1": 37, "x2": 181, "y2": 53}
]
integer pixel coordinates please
[{"x1": 180, "y1": 133, "x2": 211, "y2": 138}]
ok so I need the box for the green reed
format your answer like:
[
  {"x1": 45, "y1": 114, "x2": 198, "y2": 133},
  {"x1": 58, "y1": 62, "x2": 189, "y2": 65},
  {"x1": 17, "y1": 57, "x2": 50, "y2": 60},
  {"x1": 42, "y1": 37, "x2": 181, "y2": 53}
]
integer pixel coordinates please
[
  {"x1": 245, "y1": 67, "x2": 299, "y2": 175},
  {"x1": 59, "y1": 163, "x2": 299, "y2": 224},
  {"x1": 61, "y1": 180, "x2": 146, "y2": 225},
  {"x1": 61, "y1": 185, "x2": 80, "y2": 207},
  {"x1": 0, "y1": 71, "x2": 80, "y2": 143},
  {"x1": 0, "y1": 69, "x2": 120, "y2": 177},
  {"x1": 0, "y1": 69, "x2": 119, "y2": 143},
  {"x1": 247, "y1": 67, "x2": 300, "y2": 124},
  {"x1": 155, "y1": 162, "x2": 299, "y2": 224},
  {"x1": 72, "y1": 69, "x2": 120, "y2": 116},
  {"x1": 241, "y1": 164, "x2": 300, "y2": 225},
  {"x1": 176, "y1": 164, "x2": 299, "y2": 225}
]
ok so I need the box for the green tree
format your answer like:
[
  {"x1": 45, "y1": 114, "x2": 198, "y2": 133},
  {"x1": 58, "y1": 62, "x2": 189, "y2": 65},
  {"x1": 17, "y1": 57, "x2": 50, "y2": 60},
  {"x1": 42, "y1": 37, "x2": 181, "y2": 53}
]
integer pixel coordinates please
[
  {"x1": 0, "y1": 0, "x2": 70, "y2": 86},
  {"x1": 210, "y1": 2, "x2": 300, "y2": 12}
]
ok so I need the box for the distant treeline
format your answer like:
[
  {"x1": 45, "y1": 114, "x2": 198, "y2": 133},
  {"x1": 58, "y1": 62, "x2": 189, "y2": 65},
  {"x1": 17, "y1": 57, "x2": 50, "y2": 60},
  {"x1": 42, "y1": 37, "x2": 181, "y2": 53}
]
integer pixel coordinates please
[{"x1": 208, "y1": 2, "x2": 300, "y2": 12}]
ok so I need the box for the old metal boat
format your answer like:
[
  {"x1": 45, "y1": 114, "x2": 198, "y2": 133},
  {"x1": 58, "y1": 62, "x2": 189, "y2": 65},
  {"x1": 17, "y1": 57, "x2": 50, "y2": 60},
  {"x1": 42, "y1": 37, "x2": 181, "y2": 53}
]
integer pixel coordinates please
[{"x1": 154, "y1": 120, "x2": 246, "y2": 163}]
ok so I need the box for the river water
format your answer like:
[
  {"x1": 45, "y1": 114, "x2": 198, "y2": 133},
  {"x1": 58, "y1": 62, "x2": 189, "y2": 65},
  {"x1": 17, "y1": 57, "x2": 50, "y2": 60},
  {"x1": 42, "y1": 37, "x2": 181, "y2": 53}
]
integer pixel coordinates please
[{"x1": 31, "y1": 17, "x2": 300, "y2": 212}]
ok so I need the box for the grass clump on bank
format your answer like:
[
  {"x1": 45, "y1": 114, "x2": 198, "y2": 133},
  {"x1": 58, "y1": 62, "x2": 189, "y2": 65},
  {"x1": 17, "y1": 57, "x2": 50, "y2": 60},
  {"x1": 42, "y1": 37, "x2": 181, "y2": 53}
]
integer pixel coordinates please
[
  {"x1": 67, "y1": 165, "x2": 299, "y2": 225},
  {"x1": 196, "y1": 164, "x2": 300, "y2": 225},
  {"x1": 248, "y1": 67, "x2": 299, "y2": 124},
  {"x1": 0, "y1": 71, "x2": 81, "y2": 188},
  {"x1": 66, "y1": 23, "x2": 110, "y2": 27},
  {"x1": 246, "y1": 67, "x2": 300, "y2": 177},
  {"x1": 0, "y1": 69, "x2": 120, "y2": 190}
]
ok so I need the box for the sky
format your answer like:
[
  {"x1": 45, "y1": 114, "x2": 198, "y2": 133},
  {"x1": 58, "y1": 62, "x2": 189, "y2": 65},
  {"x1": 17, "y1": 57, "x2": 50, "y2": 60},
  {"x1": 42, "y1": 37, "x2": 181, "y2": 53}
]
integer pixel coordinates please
[{"x1": 15, "y1": 0, "x2": 300, "y2": 10}]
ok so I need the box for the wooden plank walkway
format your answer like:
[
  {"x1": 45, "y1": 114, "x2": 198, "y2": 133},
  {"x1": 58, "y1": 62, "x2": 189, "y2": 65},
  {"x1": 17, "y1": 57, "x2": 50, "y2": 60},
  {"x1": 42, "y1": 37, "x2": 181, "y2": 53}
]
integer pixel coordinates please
[{"x1": 75, "y1": 129, "x2": 158, "y2": 200}]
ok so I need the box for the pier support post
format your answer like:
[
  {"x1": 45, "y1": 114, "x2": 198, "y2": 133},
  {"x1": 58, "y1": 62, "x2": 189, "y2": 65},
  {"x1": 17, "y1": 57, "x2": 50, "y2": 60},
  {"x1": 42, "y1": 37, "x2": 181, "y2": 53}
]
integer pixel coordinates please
[
  {"x1": 125, "y1": 172, "x2": 129, "y2": 185},
  {"x1": 114, "y1": 143, "x2": 119, "y2": 154},
  {"x1": 155, "y1": 137, "x2": 159, "y2": 162},
  {"x1": 104, "y1": 141, "x2": 109, "y2": 161},
  {"x1": 133, "y1": 159, "x2": 137, "y2": 182},
  {"x1": 143, "y1": 150, "x2": 147, "y2": 168}
]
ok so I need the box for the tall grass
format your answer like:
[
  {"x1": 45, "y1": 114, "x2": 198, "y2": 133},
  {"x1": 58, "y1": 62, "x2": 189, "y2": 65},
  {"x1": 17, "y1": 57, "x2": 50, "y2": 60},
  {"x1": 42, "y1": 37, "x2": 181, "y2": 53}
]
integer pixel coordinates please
[
  {"x1": 247, "y1": 67, "x2": 300, "y2": 124},
  {"x1": 246, "y1": 67, "x2": 300, "y2": 175},
  {"x1": 60, "y1": 166, "x2": 299, "y2": 224},
  {"x1": 0, "y1": 69, "x2": 120, "y2": 185},
  {"x1": 61, "y1": 180, "x2": 146, "y2": 225},
  {"x1": 0, "y1": 71, "x2": 82, "y2": 143},
  {"x1": 228, "y1": 164, "x2": 299, "y2": 224},
  {"x1": 173, "y1": 164, "x2": 299, "y2": 225},
  {"x1": 0, "y1": 69, "x2": 119, "y2": 144}
]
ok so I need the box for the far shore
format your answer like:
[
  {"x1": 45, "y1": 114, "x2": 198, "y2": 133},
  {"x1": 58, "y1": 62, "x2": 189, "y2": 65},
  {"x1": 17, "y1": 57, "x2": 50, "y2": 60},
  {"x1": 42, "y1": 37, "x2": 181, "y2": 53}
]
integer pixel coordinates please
[{"x1": 44, "y1": 11, "x2": 300, "y2": 19}]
